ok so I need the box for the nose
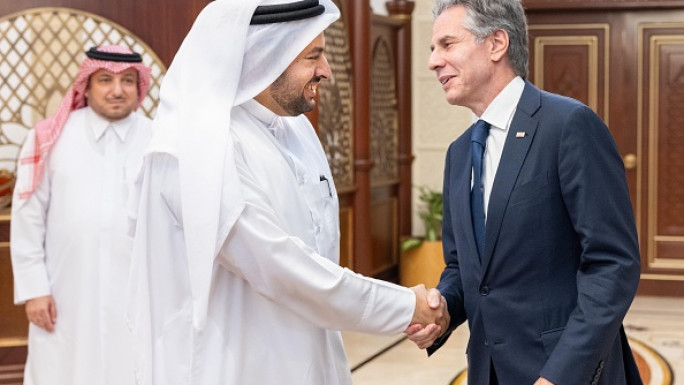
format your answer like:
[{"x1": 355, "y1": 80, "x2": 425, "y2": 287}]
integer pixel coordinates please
[
  {"x1": 316, "y1": 55, "x2": 332, "y2": 80},
  {"x1": 428, "y1": 49, "x2": 443, "y2": 72},
  {"x1": 111, "y1": 78, "x2": 124, "y2": 95}
]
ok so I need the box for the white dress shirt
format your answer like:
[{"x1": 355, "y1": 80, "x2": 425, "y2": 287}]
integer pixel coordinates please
[{"x1": 477, "y1": 76, "x2": 525, "y2": 217}]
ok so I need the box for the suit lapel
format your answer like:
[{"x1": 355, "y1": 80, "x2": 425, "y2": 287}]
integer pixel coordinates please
[{"x1": 480, "y1": 82, "x2": 541, "y2": 274}]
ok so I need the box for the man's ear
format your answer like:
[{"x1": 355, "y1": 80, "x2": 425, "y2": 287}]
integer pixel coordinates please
[{"x1": 489, "y1": 29, "x2": 509, "y2": 62}]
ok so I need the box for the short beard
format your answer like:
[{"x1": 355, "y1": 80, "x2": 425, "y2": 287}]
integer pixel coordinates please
[{"x1": 270, "y1": 70, "x2": 318, "y2": 116}]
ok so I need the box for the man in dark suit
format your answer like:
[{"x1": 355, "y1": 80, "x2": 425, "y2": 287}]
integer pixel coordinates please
[{"x1": 405, "y1": 0, "x2": 643, "y2": 384}]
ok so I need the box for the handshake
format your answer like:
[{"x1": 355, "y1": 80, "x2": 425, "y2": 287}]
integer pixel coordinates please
[{"x1": 405, "y1": 284, "x2": 449, "y2": 349}]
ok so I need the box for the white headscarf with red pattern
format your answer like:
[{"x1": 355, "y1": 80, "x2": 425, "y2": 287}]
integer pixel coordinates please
[{"x1": 15, "y1": 45, "x2": 151, "y2": 203}]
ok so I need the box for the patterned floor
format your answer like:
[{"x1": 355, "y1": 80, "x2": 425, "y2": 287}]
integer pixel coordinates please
[
  {"x1": 447, "y1": 337, "x2": 673, "y2": 385},
  {"x1": 344, "y1": 296, "x2": 684, "y2": 385}
]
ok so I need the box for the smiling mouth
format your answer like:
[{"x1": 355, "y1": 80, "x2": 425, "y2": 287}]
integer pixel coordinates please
[{"x1": 440, "y1": 76, "x2": 453, "y2": 85}]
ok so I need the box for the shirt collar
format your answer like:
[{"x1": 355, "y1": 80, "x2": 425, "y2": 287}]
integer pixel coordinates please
[
  {"x1": 479, "y1": 76, "x2": 525, "y2": 132},
  {"x1": 240, "y1": 99, "x2": 281, "y2": 135},
  {"x1": 88, "y1": 106, "x2": 135, "y2": 142}
]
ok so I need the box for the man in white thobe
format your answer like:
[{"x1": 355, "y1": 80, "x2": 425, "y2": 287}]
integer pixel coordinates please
[
  {"x1": 10, "y1": 45, "x2": 153, "y2": 385},
  {"x1": 126, "y1": 1, "x2": 448, "y2": 384}
]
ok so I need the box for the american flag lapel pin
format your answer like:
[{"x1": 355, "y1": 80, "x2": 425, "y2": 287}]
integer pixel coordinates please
[{"x1": 516, "y1": 131, "x2": 526, "y2": 138}]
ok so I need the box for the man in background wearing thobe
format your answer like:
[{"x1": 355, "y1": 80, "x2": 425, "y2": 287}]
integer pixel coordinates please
[
  {"x1": 126, "y1": 1, "x2": 448, "y2": 384},
  {"x1": 10, "y1": 45, "x2": 153, "y2": 385}
]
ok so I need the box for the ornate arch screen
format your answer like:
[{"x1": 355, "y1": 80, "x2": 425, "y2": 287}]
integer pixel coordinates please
[
  {"x1": 318, "y1": 12, "x2": 354, "y2": 190},
  {"x1": 370, "y1": 37, "x2": 399, "y2": 184},
  {"x1": 0, "y1": 7, "x2": 166, "y2": 182}
]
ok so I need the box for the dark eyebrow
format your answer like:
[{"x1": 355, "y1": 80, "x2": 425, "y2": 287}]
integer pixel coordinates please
[
  {"x1": 308, "y1": 47, "x2": 324, "y2": 56},
  {"x1": 431, "y1": 35, "x2": 457, "y2": 52},
  {"x1": 438, "y1": 35, "x2": 456, "y2": 45}
]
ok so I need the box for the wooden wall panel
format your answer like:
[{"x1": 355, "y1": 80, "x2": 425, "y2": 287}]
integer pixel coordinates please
[
  {"x1": 529, "y1": 24, "x2": 609, "y2": 122},
  {"x1": 370, "y1": 189, "x2": 399, "y2": 276},
  {"x1": 0, "y1": 215, "x2": 27, "y2": 345},
  {"x1": 339, "y1": 204, "x2": 354, "y2": 269},
  {"x1": 524, "y1": 0, "x2": 684, "y2": 10}
]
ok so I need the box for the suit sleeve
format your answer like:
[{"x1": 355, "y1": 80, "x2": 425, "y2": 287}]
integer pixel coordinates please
[
  {"x1": 428, "y1": 142, "x2": 468, "y2": 355},
  {"x1": 539, "y1": 105, "x2": 641, "y2": 384}
]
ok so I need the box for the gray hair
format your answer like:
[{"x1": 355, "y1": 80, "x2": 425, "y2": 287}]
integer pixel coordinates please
[{"x1": 433, "y1": 0, "x2": 528, "y2": 78}]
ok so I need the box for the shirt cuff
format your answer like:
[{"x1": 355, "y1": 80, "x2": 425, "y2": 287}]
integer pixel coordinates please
[
  {"x1": 349, "y1": 271, "x2": 416, "y2": 335},
  {"x1": 13, "y1": 264, "x2": 51, "y2": 304}
]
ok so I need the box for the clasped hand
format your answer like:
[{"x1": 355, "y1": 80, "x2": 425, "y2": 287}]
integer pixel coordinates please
[{"x1": 406, "y1": 284, "x2": 449, "y2": 349}]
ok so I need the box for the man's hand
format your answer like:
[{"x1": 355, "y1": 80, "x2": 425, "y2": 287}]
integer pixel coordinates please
[
  {"x1": 406, "y1": 285, "x2": 449, "y2": 349},
  {"x1": 25, "y1": 295, "x2": 57, "y2": 332},
  {"x1": 533, "y1": 377, "x2": 555, "y2": 385}
]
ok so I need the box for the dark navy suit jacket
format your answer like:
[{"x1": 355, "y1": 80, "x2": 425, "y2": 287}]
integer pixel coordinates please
[{"x1": 429, "y1": 81, "x2": 643, "y2": 385}]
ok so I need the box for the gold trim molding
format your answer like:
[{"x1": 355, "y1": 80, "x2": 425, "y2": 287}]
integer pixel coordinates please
[
  {"x1": 0, "y1": 337, "x2": 27, "y2": 348},
  {"x1": 637, "y1": 23, "x2": 684, "y2": 269},
  {"x1": 654, "y1": 235, "x2": 684, "y2": 242},
  {"x1": 629, "y1": 337, "x2": 674, "y2": 385},
  {"x1": 530, "y1": 24, "x2": 610, "y2": 125},
  {"x1": 641, "y1": 273, "x2": 684, "y2": 281}
]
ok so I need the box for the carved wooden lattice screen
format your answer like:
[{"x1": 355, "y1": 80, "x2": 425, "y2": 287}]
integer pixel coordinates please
[
  {"x1": 319, "y1": 14, "x2": 354, "y2": 188},
  {"x1": 370, "y1": 38, "x2": 399, "y2": 184},
  {"x1": 317, "y1": 10, "x2": 356, "y2": 269}
]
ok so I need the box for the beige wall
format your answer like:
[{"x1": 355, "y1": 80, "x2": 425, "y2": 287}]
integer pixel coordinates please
[
  {"x1": 412, "y1": 0, "x2": 472, "y2": 236},
  {"x1": 373, "y1": 0, "x2": 472, "y2": 235}
]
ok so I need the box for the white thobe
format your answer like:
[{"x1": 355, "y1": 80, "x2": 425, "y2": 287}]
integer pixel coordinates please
[
  {"x1": 10, "y1": 107, "x2": 152, "y2": 385},
  {"x1": 129, "y1": 99, "x2": 415, "y2": 385}
]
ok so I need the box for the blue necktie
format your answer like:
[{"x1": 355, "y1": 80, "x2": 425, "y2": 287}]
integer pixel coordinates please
[{"x1": 471, "y1": 120, "x2": 490, "y2": 259}]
